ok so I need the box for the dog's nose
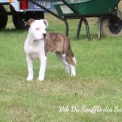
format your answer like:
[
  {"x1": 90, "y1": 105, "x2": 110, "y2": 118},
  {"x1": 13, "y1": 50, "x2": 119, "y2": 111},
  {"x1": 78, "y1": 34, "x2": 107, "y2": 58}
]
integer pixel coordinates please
[{"x1": 43, "y1": 33, "x2": 46, "y2": 38}]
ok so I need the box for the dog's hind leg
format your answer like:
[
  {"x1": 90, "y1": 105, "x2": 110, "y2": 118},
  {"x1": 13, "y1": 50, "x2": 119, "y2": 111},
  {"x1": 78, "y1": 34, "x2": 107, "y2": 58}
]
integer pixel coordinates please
[
  {"x1": 65, "y1": 55, "x2": 76, "y2": 76},
  {"x1": 69, "y1": 57, "x2": 76, "y2": 76},
  {"x1": 64, "y1": 45, "x2": 76, "y2": 76},
  {"x1": 55, "y1": 52, "x2": 70, "y2": 73}
]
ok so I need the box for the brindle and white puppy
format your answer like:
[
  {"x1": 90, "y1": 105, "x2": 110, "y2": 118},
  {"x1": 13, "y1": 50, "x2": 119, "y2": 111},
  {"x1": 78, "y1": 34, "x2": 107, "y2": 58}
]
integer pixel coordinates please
[{"x1": 24, "y1": 19, "x2": 76, "y2": 81}]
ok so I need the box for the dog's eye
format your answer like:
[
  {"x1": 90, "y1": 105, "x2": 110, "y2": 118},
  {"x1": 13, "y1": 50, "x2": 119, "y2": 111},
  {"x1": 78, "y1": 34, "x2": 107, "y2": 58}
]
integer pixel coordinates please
[{"x1": 36, "y1": 28, "x2": 39, "y2": 30}]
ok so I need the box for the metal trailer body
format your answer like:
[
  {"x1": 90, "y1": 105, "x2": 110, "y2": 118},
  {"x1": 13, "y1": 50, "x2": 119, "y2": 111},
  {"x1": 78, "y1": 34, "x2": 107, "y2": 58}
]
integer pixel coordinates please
[{"x1": 0, "y1": 0, "x2": 55, "y2": 30}]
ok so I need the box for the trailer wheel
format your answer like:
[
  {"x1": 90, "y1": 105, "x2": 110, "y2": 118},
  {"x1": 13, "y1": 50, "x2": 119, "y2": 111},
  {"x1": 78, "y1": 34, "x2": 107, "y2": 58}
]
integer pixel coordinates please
[
  {"x1": 101, "y1": 11, "x2": 122, "y2": 36},
  {"x1": 13, "y1": 12, "x2": 44, "y2": 29},
  {"x1": 12, "y1": 15, "x2": 28, "y2": 29},
  {"x1": 0, "y1": 5, "x2": 8, "y2": 30}
]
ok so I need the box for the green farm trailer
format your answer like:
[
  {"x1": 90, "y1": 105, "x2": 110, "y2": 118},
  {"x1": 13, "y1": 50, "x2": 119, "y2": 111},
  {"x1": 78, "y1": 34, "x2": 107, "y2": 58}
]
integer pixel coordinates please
[{"x1": 53, "y1": 0, "x2": 122, "y2": 40}]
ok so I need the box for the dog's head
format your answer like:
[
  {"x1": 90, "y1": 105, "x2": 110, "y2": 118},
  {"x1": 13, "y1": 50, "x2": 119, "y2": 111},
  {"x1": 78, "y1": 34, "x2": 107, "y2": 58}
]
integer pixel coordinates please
[{"x1": 26, "y1": 19, "x2": 48, "y2": 40}]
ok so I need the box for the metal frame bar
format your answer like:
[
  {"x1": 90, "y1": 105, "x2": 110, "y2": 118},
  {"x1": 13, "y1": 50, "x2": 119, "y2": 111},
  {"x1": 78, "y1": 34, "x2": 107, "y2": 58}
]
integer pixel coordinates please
[
  {"x1": 98, "y1": 15, "x2": 102, "y2": 39},
  {"x1": 75, "y1": 19, "x2": 82, "y2": 40},
  {"x1": 57, "y1": 0, "x2": 91, "y2": 40}
]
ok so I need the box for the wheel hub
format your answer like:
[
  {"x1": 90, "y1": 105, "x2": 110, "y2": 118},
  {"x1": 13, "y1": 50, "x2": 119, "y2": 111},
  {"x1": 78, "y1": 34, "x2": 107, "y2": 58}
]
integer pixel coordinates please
[{"x1": 108, "y1": 16, "x2": 122, "y2": 34}]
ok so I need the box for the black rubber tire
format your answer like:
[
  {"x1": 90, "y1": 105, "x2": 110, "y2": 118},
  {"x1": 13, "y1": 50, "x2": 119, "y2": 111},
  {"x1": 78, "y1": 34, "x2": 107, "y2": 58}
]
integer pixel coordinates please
[
  {"x1": 12, "y1": 15, "x2": 28, "y2": 29},
  {"x1": 0, "y1": 5, "x2": 8, "y2": 30},
  {"x1": 13, "y1": 12, "x2": 44, "y2": 29},
  {"x1": 101, "y1": 10, "x2": 122, "y2": 37}
]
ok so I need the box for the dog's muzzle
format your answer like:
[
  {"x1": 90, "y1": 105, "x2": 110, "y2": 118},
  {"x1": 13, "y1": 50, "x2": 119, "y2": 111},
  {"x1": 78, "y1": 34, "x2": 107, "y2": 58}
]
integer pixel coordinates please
[{"x1": 34, "y1": 33, "x2": 47, "y2": 41}]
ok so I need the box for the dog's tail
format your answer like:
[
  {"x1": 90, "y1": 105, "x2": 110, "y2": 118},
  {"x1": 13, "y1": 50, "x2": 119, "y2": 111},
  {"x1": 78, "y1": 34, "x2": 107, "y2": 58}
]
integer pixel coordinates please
[{"x1": 64, "y1": 38, "x2": 76, "y2": 66}]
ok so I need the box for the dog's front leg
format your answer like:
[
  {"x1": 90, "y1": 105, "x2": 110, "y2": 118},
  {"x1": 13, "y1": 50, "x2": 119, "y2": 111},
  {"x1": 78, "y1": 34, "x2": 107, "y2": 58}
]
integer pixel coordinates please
[
  {"x1": 26, "y1": 55, "x2": 34, "y2": 81},
  {"x1": 38, "y1": 56, "x2": 47, "y2": 81}
]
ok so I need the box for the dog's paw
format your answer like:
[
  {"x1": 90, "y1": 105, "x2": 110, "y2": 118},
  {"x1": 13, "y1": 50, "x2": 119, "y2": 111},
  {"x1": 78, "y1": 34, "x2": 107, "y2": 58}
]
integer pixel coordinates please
[
  {"x1": 38, "y1": 76, "x2": 44, "y2": 81},
  {"x1": 38, "y1": 78, "x2": 44, "y2": 81},
  {"x1": 70, "y1": 65, "x2": 76, "y2": 77},
  {"x1": 71, "y1": 73, "x2": 76, "y2": 77},
  {"x1": 26, "y1": 76, "x2": 34, "y2": 81}
]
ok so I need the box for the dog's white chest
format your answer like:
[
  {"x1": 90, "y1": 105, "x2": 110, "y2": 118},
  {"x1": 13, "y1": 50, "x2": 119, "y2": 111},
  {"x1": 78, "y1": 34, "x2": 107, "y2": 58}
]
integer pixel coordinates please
[{"x1": 24, "y1": 39, "x2": 45, "y2": 59}]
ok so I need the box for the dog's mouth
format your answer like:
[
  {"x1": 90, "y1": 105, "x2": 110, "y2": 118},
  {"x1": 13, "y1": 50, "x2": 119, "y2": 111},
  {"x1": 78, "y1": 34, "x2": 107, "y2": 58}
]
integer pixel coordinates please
[
  {"x1": 35, "y1": 34, "x2": 47, "y2": 41},
  {"x1": 39, "y1": 36, "x2": 47, "y2": 40},
  {"x1": 34, "y1": 34, "x2": 47, "y2": 41},
  {"x1": 34, "y1": 37, "x2": 46, "y2": 41},
  {"x1": 39, "y1": 38, "x2": 45, "y2": 40},
  {"x1": 41, "y1": 37, "x2": 46, "y2": 40}
]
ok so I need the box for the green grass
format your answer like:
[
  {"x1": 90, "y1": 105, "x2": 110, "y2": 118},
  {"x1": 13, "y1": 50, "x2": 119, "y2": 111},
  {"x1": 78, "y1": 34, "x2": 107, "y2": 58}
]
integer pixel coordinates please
[{"x1": 0, "y1": 14, "x2": 122, "y2": 122}]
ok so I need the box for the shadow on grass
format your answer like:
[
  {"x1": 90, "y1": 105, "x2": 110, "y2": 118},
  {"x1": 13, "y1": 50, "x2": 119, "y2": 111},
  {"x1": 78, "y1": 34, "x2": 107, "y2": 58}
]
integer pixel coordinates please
[{"x1": 1, "y1": 28, "x2": 27, "y2": 33}]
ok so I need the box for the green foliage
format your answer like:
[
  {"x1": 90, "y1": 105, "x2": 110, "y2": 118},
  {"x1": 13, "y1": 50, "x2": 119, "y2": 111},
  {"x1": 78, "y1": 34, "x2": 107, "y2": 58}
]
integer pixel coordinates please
[{"x1": 0, "y1": 14, "x2": 122, "y2": 122}]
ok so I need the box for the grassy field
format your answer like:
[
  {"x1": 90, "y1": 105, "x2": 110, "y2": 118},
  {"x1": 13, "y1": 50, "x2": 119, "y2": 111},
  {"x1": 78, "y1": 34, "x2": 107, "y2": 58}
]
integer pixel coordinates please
[{"x1": 0, "y1": 12, "x2": 122, "y2": 122}]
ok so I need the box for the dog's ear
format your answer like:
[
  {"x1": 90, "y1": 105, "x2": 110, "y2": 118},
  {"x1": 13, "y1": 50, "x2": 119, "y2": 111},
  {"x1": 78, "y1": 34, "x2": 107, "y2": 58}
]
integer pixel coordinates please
[
  {"x1": 43, "y1": 19, "x2": 48, "y2": 28},
  {"x1": 26, "y1": 19, "x2": 35, "y2": 26}
]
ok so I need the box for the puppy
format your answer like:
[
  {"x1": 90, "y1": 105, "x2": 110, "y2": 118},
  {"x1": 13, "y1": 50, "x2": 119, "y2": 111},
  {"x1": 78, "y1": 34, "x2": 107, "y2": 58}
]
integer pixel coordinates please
[{"x1": 24, "y1": 19, "x2": 76, "y2": 81}]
